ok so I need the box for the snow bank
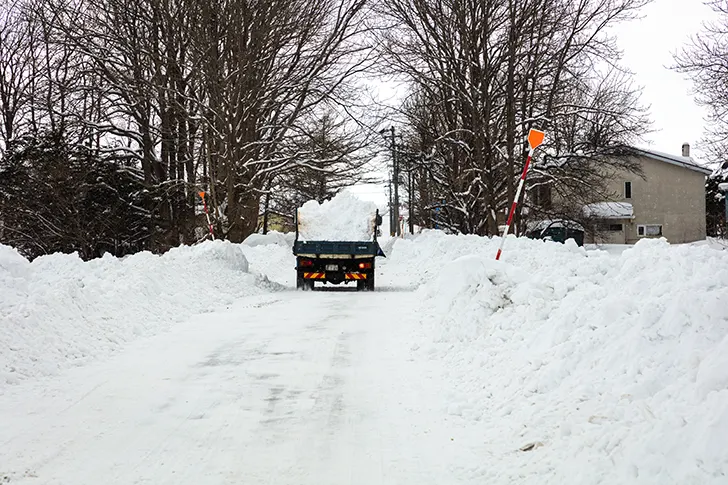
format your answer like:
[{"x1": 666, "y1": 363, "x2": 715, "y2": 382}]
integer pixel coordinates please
[
  {"x1": 243, "y1": 230, "x2": 295, "y2": 248},
  {"x1": 241, "y1": 231, "x2": 296, "y2": 286},
  {"x1": 0, "y1": 241, "x2": 273, "y2": 389},
  {"x1": 297, "y1": 192, "x2": 377, "y2": 241},
  {"x1": 386, "y1": 231, "x2": 728, "y2": 483}
]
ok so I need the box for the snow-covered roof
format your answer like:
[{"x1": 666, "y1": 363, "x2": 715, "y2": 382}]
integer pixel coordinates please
[
  {"x1": 526, "y1": 219, "x2": 585, "y2": 233},
  {"x1": 630, "y1": 147, "x2": 712, "y2": 175},
  {"x1": 583, "y1": 202, "x2": 634, "y2": 219},
  {"x1": 719, "y1": 182, "x2": 728, "y2": 192}
]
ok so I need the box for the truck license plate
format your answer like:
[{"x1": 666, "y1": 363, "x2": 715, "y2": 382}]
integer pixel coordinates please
[{"x1": 326, "y1": 264, "x2": 339, "y2": 271}]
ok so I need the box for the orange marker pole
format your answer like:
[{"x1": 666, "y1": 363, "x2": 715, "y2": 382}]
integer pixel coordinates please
[
  {"x1": 198, "y1": 191, "x2": 215, "y2": 240},
  {"x1": 495, "y1": 129, "x2": 545, "y2": 261}
]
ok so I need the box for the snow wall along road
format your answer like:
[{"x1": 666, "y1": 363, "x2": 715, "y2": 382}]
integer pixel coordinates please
[
  {"x1": 0, "y1": 241, "x2": 277, "y2": 388},
  {"x1": 383, "y1": 231, "x2": 728, "y2": 483},
  {"x1": 2, "y1": 224, "x2": 728, "y2": 483}
]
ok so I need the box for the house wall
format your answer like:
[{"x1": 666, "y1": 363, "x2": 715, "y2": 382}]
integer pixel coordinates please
[
  {"x1": 605, "y1": 155, "x2": 707, "y2": 244},
  {"x1": 591, "y1": 223, "x2": 628, "y2": 245}
]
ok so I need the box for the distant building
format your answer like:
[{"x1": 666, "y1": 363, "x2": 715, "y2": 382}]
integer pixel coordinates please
[{"x1": 585, "y1": 143, "x2": 711, "y2": 244}]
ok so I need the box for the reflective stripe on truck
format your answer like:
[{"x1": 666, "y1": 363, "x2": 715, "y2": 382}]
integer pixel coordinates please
[
  {"x1": 303, "y1": 272, "x2": 368, "y2": 280},
  {"x1": 302, "y1": 272, "x2": 326, "y2": 279}
]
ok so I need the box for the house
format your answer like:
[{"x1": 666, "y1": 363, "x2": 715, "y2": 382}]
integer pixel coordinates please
[{"x1": 585, "y1": 143, "x2": 711, "y2": 244}]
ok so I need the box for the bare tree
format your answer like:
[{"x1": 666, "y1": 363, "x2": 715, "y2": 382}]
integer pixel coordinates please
[
  {"x1": 0, "y1": 1, "x2": 34, "y2": 149},
  {"x1": 674, "y1": 0, "x2": 728, "y2": 167},
  {"x1": 377, "y1": 0, "x2": 650, "y2": 235},
  {"x1": 267, "y1": 109, "x2": 376, "y2": 224},
  {"x1": 192, "y1": 0, "x2": 374, "y2": 241},
  {"x1": 0, "y1": 0, "x2": 377, "y2": 254}
]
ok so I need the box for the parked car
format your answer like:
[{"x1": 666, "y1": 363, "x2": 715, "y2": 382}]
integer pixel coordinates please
[{"x1": 525, "y1": 219, "x2": 585, "y2": 246}]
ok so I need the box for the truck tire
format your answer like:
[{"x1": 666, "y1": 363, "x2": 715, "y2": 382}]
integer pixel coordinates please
[
  {"x1": 367, "y1": 273, "x2": 375, "y2": 291},
  {"x1": 297, "y1": 273, "x2": 314, "y2": 290},
  {"x1": 357, "y1": 275, "x2": 374, "y2": 291}
]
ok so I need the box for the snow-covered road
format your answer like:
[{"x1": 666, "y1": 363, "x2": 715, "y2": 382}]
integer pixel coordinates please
[
  {"x1": 0, "y1": 289, "x2": 477, "y2": 485},
  {"x1": 3, "y1": 231, "x2": 728, "y2": 484}
]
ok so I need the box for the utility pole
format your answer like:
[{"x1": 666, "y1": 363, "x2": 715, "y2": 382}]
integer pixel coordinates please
[
  {"x1": 408, "y1": 163, "x2": 415, "y2": 234},
  {"x1": 390, "y1": 126, "x2": 401, "y2": 236},
  {"x1": 388, "y1": 176, "x2": 394, "y2": 237}
]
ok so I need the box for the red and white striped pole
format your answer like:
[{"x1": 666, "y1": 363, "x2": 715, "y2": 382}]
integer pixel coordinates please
[
  {"x1": 495, "y1": 129, "x2": 545, "y2": 261},
  {"x1": 198, "y1": 191, "x2": 215, "y2": 240}
]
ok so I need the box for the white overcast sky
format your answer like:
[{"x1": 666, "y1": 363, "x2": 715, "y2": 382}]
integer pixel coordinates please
[
  {"x1": 614, "y1": 0, "x2": 714, "y2": 160},
  {"x1": 348, "y1": 0, "x2": 716, "y2": 205}
]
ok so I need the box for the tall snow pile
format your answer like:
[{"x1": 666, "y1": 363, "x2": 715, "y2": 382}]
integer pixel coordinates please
[
  {"x1": 386, "y1": 232, "x2": 728, "y2": 483},
  {"x1": 297, "y1": 192, "x2": 377, "y2": 241},
  {"x1": 0, "y1": 241, "x2": 271, "y2": 389},
  {"x1": 242, "y1": 230, "x2": 295, "y2": 248},
  {"x1": 242, "y1": 230, "x2": 296, "y2": 286}
]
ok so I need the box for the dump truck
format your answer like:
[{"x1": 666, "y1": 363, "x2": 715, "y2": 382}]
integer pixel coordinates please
[{"x1": 293, "y1": 209, "x2": 385, "y2": 291}]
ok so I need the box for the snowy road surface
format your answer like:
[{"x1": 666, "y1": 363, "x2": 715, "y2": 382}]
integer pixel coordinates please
[
  {"x1": 4, "y1": 233, "x2": 728, "y2": 484},
  {"x1": 0, "y1": 289, "x2": 477, "y2": 485}
]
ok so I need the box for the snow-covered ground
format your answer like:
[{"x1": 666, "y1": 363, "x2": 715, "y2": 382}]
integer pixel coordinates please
[
  {"x1": 2, "y1": 225, "x2": 728, "y2": 484},
  {"x1": 386, "y1": 231, "x2": 728, "y2": 483},
  {"x1": 0, "y1": 241, "x2": 279, "y2": 387}
]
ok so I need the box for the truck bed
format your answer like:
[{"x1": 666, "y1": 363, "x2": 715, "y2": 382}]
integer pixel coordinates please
[{"x1": 293, "y1": 240, "x2": 382, "y2": 257}]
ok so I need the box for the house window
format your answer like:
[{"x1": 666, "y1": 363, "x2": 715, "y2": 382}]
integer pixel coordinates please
[
  {"x1": 624, "y1": 181, "x2": 632, "y2": 199},
  {"x1": 597, "y1": 222, "x2": 623, "y2": 232},
  {"x1": 637, "y1": 224, "x2": 662, "y2": 237},
  {"x1": 532, "y1": 184, "x2": 552, "y2": 209}
]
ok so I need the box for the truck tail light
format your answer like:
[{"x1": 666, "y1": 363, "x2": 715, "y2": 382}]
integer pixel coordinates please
[
  {"x1": 358, "y1": 262, "x2": 372, "y2": 269},
  {"x1": 300, "y1": 259, "x2": 314, "y2": 267}
]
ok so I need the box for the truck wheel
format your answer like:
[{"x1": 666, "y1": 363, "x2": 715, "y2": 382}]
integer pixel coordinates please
[
  {"x1": 297, "y1": 273, "x2": 314, "y2": 290},
  {"x1": 357, "y1": 275, "x2": 374, "y2": 291}
]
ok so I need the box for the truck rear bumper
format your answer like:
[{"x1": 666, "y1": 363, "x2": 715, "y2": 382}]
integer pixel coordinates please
[{"x1": 301, "y1": 272, "x2": 367, "y2": 280}]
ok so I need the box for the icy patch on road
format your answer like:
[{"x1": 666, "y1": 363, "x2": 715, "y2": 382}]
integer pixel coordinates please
[{"x1": 0, "y1": 241, "x2": 271, "y2": 389}]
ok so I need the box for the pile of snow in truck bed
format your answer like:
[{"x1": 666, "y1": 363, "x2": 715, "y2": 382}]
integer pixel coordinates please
[
  {"x1": 297, "y1": 192, "x2": 378, "y2": 241},
  {"x1": 383, "y1": 231, "x2": 728, "y2": 483},
  {"x1": 0, "y1": 241, "x2": 273, "y2": 389}
]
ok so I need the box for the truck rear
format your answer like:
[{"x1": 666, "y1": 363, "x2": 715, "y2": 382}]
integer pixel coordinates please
[{"x1": 293, "y1": 209, "x2": 384, "y2": 291}]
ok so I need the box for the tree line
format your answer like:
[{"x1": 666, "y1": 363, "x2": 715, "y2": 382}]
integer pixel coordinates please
[
  {"x1": 376, "y1": 0, "x2": 650, "y2": 235},
  {"x1": 0, "y1": 0, "x2": 374, "y2": 258},
  {"x1": 674, "y1": 0, "x2": 728, "y2": 239},
  {"x1": 4, "y1": 0, "x2": 722, "y2": 260}
]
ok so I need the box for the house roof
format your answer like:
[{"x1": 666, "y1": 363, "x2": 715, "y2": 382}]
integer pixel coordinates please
[
  {"x1": 526, "y1": 219, "x2": 585, "y2": 233},
  {"x1": 583, "y1": 202, "x2": 634, "y2": 219},
  {"x1": 630, "y1": 147, "x2": 713, "y2": 175}
]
